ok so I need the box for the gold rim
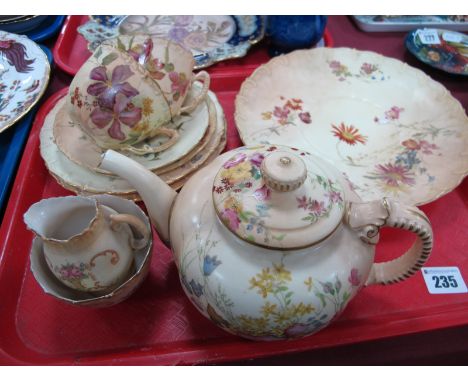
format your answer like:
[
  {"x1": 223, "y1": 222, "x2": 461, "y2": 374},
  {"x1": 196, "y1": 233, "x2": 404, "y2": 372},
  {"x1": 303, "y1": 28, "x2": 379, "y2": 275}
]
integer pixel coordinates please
[{"x1": 0, "y1": 32, "x2": 51, "y2": 134}]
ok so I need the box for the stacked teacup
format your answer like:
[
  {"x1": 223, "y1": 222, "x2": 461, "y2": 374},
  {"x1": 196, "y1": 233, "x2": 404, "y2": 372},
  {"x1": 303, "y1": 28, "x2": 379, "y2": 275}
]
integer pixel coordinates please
[
  {"x1": 69, "y1": 36, "x2": 210, "y2": 154},
  {"x1": 46, "y1": 36, "x2": 226, "y2": 198}
]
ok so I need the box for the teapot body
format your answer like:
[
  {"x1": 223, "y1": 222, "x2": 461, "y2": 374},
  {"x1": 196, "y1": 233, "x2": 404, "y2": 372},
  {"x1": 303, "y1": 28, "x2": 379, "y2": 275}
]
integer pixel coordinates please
[{"x1": 170, "y1": 147, "x2": 374, "y2": 340}]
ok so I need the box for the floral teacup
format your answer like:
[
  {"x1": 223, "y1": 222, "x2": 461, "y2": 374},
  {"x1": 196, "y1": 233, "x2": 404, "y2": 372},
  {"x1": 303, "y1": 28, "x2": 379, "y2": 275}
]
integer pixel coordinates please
[
  {"x1": 102, "y1": 35, "x2": 210, "y2": 117},
  {"x1": 68, "y1": 44, "x2": 178, "y2": 154},
  {"x1": 24, "y1": 196, "x2": 150, "y2": 293}
]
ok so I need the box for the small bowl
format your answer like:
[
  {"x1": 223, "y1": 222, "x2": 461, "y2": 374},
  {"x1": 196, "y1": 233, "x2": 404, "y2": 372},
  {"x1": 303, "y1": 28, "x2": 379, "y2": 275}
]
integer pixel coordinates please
[{"x1": 29, "y1": 194, "x2": 153, "y2": 308}]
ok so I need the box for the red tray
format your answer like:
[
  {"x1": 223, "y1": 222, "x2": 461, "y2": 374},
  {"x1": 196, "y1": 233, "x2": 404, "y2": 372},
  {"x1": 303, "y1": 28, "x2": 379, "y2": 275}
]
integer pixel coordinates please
[
  {"x1": 1, "y1": 74, "x2": 467, "y2": 365},
  {"x1": 53, "y1": 15, "x2": 334, "y2": 77}
]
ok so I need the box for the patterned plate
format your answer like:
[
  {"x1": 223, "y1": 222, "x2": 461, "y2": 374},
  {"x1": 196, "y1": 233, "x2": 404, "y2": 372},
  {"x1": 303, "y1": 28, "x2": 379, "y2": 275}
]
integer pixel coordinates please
[
  {"x1": 40, "y1": 89, "x2": 226, "y2": 198},
  {"x1": 235, "y1": 47, "x2": 468, "y2": 206},
  {"x1": 0, "y1": 31, "x2": 50, "y2": 133},
  {"x1": 405, "y1": 28, "x2": 468, "y2": 75},
  {"x1": 78, "y1": 15, "x2": 266, "y2": 69}
]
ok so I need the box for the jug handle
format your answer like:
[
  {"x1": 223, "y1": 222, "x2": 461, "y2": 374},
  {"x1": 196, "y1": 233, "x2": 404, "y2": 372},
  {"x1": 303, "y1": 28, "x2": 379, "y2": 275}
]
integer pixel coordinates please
[
  {"x1": 110, "y1": 214, "x2": 150, "y2": 250},
  {"x1": 346, "y1": 198, "x2": 433, "y2": 286}
]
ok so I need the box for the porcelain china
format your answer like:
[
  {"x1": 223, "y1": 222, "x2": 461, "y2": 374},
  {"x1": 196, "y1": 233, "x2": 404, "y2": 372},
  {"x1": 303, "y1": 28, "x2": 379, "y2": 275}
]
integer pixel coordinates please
[
  {"x1": 405, "y1": 29, "x2": 468, "y2": 75},
  {"x1": 24, "y1": 195, "x2": 150, "y2": 292},
  {"x1": 102, "y1": 35, "x2": 210, "y2": 116},
  {"x1": 235, "y1": 47, "x2": 468, "y2": 206},
  {"x1": 78, "y1": 15, "x2": 266, "y2": 69},
  {"x1": 54, "y1": 83, "x2": 211, "y2": 174},
  {"x1": 0, "y1": 31, "x2": 50, "y2": 133},
  {"x1": 98, "y1": 142, "x2": 434, "y2": 341},
  {"x1": 68, "y1": 44, "x2": 176, "y2": 153},
  {"x1": 40, "y1": 88, "x2": 226, "y2": 198},
  {"x1": 29, "y1": 194, "x2": 153, "y2": 307}
]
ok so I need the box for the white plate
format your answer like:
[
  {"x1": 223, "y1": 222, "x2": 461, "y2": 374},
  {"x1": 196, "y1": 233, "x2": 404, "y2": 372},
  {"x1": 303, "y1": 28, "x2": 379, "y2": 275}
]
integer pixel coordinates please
[
  {"x1": 0, "y1": 31, "x2": 50, "y2": 133},
  {"x1": 235, "y1": 47, "x2": 468, "y2": 205}
]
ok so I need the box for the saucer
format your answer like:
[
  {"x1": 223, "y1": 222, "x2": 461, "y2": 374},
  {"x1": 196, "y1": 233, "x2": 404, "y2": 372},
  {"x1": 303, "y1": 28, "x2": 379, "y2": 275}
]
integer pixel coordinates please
[
  {"x1": 29, "y1": 194, "x2": 153, "y2": 307},
  {"x1": 40, "y1": 88, "x2": 226, "y2": 198},
  {"x1": 54, "y1": 82, "x2": 210, "y2": 175}
]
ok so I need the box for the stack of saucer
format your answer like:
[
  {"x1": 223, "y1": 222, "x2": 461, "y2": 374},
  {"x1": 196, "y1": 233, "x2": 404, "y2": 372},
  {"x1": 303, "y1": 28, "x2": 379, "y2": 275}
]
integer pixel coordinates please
[{"x1": 40, "y1": 37, "x2": 226, "y2": 200}]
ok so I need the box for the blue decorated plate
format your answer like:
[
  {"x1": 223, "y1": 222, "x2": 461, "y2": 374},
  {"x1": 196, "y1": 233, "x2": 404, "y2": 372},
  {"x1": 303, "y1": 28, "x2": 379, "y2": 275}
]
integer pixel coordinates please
[
  {"x1": 405, "y1": 28, "x2": 468, "y2": 76},
  {"x1": 78, "y1": 15, "x2": 266, "y2": 69}
]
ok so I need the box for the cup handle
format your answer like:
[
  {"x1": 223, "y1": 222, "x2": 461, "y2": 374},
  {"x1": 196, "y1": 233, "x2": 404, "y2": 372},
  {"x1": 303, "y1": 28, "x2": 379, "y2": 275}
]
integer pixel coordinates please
[
  {"x1": 110, "y1": 214, "x2": 150, "y2": 250},
  {"x1": 346, "y1": 198, "x2": 433, "y2": 286},
  {"x1": 121, "y1": 127, "x2": 179, "y2": 155},
  {"x1": 179, "y1": 71, "x2": 210, "y2": 114}
]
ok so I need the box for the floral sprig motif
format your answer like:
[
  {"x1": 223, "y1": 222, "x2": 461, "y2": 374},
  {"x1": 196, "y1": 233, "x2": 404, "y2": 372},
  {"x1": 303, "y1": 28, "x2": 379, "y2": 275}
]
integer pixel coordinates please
[
  {"x1": 115, "y1": 36, "x2": 190, "y2": 104},
  {"x1": 261, "y1": 97, "x2": 312, "y2": 126},
  {"x1": 328, "y1": 60, "x2": 387, "y2": 82}
]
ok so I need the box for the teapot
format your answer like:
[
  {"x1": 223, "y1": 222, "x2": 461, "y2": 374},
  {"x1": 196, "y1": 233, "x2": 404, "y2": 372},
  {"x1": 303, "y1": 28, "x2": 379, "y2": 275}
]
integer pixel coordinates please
[{"x1": 99, "y1": 144, "x2": 433, "y2": 341}]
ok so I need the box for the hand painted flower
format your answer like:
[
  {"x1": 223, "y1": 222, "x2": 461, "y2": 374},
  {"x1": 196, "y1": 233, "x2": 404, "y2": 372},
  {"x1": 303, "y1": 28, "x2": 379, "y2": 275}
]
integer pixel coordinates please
[
  {"x1": 297, "y1": 195, "x2": 311, "y2": 210},
  {"x1": 90, "y1": 93, "x2": 142, "y2": 140},
  {"x1": 309, "y1": 200, "x2": 326, "y2": 215},
  {"x1": 401, "y1": 139, "x2": 420, "y2": 150},
  {"x1": 223, "y1": 153, "x2": 246, "y2": 169},
  {"x1": 127, "y1": 38, "x2": 153, "y2": 65},
  {"x1": 253, "y1": 184, "x2": 271, "y2": 201},
  {"x1": 183, "y1": 31, "x2": 208, "y2": 50},
  {"x1": 273, "y1": 105, "x2": 290, "y2": 125},
  {"x1": 87, "y1": 65, "x2": 139, "y2": 110},
  {"x1": 374, "y1": 163, "x2": 416, "y2": 188},
  {"x1": 321, "y1": 281, "x2": 334, "y2": 294},
  {"x1": 0, "y1": 39, "x2": 35, "y2": 73},
  {"x1": 427, "y1": 50, "x2": 441, "y2": 62},
  {"x1": 299, "y1": 112, "x2": 311, "y2": 124},
  {"x1": 173, "y1": 15, "x2": 194, "y2": 26},
  {"x1": 249, "y1": 152, "x2": 265, "y2": 167},
  {"x1": 168, "y1": 27, "x2": 190, "y2": 43},
  {"x1": 169, "y1": 71, "x2": 189, "y2": 101},
  {"x1": 401, "y1": 138, "x2": 438, "y2": 155},
  {"x1": 59, "y1": 264, "x2": 85, "y2": 280},
  {"x1": 189, "y1": 279, "x2": 204, "y2": 297},
  {"x1": 325, "y1": 190, "x2": 343, "y2": 204},
  {"x1": 384, "y1": 106, "x2": 404, "y2": 120},
  {"x1": 331, "y1": 123, "x2": 368, "y2": 145},
  {"x1": 203, "y1": 255, "x2": 222, "y2": 276},
  {"x1": 360, "y1": 62, "x2": 378, "y2": 75},
  {"x1": 348, "y1": 268, "x2": 361, "y2": 287},
  {"x1": 221, "y1": 208, "x2": 241, "y2": 231}
]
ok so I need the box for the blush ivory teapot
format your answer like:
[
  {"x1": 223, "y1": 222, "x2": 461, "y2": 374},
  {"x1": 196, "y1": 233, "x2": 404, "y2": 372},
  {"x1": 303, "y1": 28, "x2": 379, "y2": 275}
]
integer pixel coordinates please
[{"x1": 99, "y1": 145, "x2": 433, "y2": 341}]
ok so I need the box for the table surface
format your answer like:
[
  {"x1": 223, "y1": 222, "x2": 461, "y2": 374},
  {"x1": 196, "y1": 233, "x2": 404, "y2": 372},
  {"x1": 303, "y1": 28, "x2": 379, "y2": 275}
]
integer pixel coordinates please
[{"x1": 13, "y1": 15, "x2": 468, "y2": 365}]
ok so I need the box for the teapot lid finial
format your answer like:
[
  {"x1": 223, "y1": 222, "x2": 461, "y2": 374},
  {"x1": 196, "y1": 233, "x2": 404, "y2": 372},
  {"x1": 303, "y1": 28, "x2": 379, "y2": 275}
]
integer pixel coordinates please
[
  {"x1": 212, "y1": 145, "x2": 345, "y2": 250},
  {"x1": 261, "y1": 151, "x2": 307, "y2": 192}
]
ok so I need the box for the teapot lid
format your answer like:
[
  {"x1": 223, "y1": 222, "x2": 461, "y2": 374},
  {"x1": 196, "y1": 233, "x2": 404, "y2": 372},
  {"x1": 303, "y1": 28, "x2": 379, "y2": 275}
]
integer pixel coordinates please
[{"x1": 212, "y1": 145, "x2": 345, "y2": 250}]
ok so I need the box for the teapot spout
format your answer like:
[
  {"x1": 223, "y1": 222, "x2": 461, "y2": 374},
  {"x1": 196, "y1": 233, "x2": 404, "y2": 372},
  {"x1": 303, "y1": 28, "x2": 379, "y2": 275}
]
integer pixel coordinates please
[{"x1": 99, "y1": 150, "x2": 177, "y2": 243}]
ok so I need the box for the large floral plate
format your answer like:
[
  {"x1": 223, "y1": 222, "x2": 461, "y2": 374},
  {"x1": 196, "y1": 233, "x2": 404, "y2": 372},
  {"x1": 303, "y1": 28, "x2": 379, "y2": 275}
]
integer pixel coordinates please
[
  {"x1": 235, "y1": 47, "x2": 468, "y2": 206},
  {"x1": 405, "y1": 29, "x2": 468, "y2": 75},
  {"x1": 0, "y1": 31, "x2": 50, "y2": 133},
  {"x1": 78, "y1": 15, "x2": 266, "y2": 69}
]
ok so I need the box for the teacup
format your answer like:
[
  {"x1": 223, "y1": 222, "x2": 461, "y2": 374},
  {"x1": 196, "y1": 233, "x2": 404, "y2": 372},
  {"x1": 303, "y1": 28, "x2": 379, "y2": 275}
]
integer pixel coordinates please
[
  {"x1": 24, "y1": 195, "x2": 150, "y2": 292},
  {"x1": 68, "y1": 44, "x2": 178, "y2": 154},
  {"x1": 102, "y1": 35, "x2": 210, "y2": 117}
]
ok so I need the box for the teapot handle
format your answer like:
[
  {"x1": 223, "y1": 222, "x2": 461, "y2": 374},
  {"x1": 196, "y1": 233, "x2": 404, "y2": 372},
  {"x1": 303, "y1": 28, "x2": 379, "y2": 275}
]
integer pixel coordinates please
[{"x1": 346, "y1": 198, "x2": 433, "y2": 286}]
